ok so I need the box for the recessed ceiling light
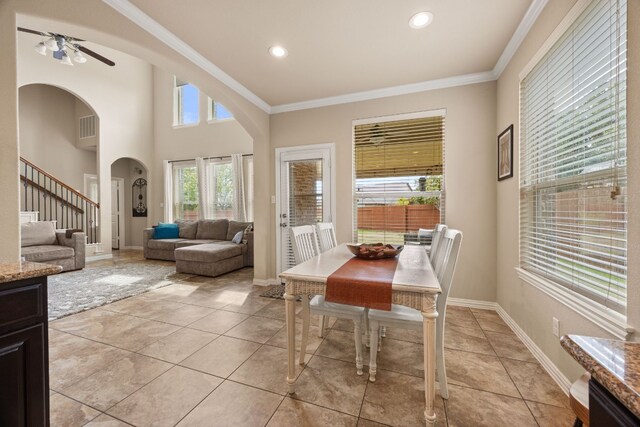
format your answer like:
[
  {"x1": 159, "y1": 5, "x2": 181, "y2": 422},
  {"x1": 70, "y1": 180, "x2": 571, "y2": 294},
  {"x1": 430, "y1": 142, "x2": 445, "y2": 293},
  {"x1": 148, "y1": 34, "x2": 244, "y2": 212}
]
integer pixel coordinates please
[
  {"x1": 409, "y1": 11, "x2": 433, "y2": 29},
  {"x1": 269, "y1": 45, "x2": 288, "y2": 58}
]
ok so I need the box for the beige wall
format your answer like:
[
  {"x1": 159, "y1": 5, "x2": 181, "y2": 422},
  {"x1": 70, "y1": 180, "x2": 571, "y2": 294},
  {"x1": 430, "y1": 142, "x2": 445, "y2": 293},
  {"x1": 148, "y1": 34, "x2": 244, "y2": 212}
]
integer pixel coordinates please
[
  {"x1": 270, "y1": 82, "x2": 498, "y2": 301},
  {"x1": 17, "y1": 31, "x2": 156, "y2": 251},
  {"x1": 0, "y1": 8, "x2": 20, "y2": 262},
  {"x1": 19, "y1": 84, "x2": 97, "y2": 192},
  {"x1": 495, "y1": 0, "x2": 639, "y2": 384},
  {"x1": 150, "y1": 67, "x2": 253, "y2": 225},
  {"x1": 0, "y1": 0, "x2": 270, "y2": 270},
  {"x1": 111, "y1": 157, "x2": 148, "y2": 248}
]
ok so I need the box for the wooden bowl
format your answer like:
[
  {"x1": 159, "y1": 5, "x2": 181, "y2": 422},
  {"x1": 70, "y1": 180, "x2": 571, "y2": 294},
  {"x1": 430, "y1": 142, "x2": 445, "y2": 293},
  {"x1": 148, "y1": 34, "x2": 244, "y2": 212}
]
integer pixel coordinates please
[{"x1": 346, "y1": 243, "x2": 404, "y2": 260}]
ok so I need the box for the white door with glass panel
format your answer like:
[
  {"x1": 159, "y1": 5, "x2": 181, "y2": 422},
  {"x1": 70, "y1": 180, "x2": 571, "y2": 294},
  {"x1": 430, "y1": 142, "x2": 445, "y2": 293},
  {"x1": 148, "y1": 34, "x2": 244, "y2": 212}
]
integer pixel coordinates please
[{"x1": 277, "y1": 145, "x2": 334, "y2": 274}]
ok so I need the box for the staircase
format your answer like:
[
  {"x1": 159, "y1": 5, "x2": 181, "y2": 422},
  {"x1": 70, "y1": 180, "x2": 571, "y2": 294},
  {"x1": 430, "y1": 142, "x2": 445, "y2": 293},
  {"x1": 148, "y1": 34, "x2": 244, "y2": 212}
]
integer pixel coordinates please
[{"x1": 20, "y1": 157, "x2": 100, "y2": 243}]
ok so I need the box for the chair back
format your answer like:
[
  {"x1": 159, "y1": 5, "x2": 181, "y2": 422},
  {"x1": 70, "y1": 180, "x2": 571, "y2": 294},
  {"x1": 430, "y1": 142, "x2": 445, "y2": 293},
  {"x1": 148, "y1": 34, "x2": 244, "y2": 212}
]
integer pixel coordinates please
[
  {"x1": 290, "y1": 225, "x2": 320, "y2": 264},
  {"x1": 429, "y1": 224, "x2": 448, "y2": 262},
  {"x1": 316, "y1": 222, "x2": 337, "y2": 252},
  {"x1": 433, "y1": 229, "x2": 463, "y2": 315}
]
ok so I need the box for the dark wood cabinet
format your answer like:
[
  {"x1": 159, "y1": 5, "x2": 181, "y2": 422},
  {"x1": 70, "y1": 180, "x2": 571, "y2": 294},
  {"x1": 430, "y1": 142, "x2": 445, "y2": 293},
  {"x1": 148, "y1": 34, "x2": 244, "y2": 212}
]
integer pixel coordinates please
[
  {"x1": 0, "y1": 277, "x2": 49, "y2": 427},
  {"x1": 590, "y1": 379, "x2": 640, "y2": 427}
]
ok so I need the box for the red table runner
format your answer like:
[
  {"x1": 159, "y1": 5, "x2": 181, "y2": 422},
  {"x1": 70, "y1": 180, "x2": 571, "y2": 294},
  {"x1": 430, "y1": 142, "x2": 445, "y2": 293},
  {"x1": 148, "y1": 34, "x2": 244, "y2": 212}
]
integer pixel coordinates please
[{"x1": 325, "y1": 257, "x2": 397, "y2": 311}]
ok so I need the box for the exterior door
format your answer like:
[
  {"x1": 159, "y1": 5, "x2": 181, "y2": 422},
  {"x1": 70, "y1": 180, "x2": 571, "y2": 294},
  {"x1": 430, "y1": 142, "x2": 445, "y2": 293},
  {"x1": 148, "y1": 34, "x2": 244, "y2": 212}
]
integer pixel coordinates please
[{"x1": 277, "y1": 145, "x2": 334, "y2": 274}]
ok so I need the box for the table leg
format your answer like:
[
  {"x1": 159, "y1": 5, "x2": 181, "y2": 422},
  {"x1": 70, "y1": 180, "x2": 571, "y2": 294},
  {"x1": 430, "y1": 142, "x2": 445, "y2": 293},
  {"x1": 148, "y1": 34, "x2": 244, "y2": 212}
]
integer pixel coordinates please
[
  {"x1": 284, "y1": 291, "x2": 297, "y2": 394},
  {"x1": 422, "y1": 295, "x2": 438, "y2": 426}
]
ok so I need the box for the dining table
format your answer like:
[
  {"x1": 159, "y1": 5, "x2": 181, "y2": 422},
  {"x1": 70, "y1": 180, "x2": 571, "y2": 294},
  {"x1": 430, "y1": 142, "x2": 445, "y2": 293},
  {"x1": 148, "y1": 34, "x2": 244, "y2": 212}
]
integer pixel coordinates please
[{"x1": 279, "y1": 243, "x2": 442, "y2": 426}]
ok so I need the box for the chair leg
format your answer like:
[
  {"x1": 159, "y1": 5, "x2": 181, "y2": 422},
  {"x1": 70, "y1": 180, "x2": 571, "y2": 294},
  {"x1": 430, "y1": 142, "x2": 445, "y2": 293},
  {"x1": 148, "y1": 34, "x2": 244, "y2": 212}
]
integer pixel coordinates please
[
  {"x1": 318, "y1": 316, "x2": 329, "y2": 338},
  {"x1": 381, "y1": 325, "x2": 386, "y2": 338},
  {"x1": 369, "y1": 319, "x2": 380, "y2": 382},
  {"x1": 353, "y1": 319, "x2": 364, "y2": 376},
  {"x1": 378, "y1": 326, "x2": 382, "y2": 352},
  {"x1": 299, "y1": 296, "x2": 310, "y2": 365},
  {"x1": 436, "y1": 317, "x2": 448, "y2": 399}
]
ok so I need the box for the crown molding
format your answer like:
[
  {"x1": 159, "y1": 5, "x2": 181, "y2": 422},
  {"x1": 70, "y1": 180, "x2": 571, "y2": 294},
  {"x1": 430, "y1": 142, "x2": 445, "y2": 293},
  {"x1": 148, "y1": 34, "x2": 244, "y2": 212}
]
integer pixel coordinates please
[
  {"x1": 101, "y1": 0, "x2": 272, "y2": 114},
  {"x1": 270, "y1": 71, "x2": 496, "y2": 114},
  {"x1": 104, "y1": 0, "x2": 547, "y2": 115},
  {"x1": 493, "y1": 0, "x2": 549, "y2": 78}
]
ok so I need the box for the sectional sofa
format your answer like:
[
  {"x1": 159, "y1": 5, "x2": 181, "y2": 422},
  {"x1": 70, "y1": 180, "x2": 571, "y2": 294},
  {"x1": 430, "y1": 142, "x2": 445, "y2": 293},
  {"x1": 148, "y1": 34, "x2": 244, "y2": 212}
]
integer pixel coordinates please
[{"x1": 143, "y1": 219, "x2": 253, "y2": 277}]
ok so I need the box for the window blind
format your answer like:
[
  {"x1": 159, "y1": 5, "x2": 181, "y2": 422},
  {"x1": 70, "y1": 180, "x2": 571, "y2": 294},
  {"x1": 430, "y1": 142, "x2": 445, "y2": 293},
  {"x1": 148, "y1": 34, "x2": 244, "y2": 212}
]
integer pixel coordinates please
[
  {"x1": 354, "y1": 115, "x2": 445, "y2": 244},
  {"x1": 520, "y1": 0, "x2": 627, "y2": 312}
]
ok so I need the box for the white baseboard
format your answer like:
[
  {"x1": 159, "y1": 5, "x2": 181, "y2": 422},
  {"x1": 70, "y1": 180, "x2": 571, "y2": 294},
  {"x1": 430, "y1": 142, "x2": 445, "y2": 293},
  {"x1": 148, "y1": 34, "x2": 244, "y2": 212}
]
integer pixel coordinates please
[
  {"x1": 447, "y1": 297, "x2": 497, "y2": 310},
  {"x1": 123, "y1": 246, "x2": 143, "y2": 250},
  {"x1": 86, "y1": 253, "x2": 113, "y2": 262},
  {"x1": 495, "y1": 304, "x2": 571, "y2": 394},
  {"x1": 448, "y1": 297, "x2": 570, "y2": 394},
  {"x1": 253, "y1": 278, "x2": 282, "y2": 286}
]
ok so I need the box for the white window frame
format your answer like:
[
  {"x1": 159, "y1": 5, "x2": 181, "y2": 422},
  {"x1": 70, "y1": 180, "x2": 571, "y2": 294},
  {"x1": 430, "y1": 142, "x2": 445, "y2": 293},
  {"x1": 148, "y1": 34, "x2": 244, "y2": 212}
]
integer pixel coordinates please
[
  {"x1": 207, "y1": 97, "x2": 234, "y2": 123},
  {"x1": 172, "y1": 160, "x2": 199, "y2": 220},
  {"x1": 352, "y1": 109, "x2": 446, "y2": 244},
  {"x1": 173, "y1": 77, "x2": 200, "y2": 128},
  {"x1": 515, "y1": 0, "x2": 632, "y2": 339}
]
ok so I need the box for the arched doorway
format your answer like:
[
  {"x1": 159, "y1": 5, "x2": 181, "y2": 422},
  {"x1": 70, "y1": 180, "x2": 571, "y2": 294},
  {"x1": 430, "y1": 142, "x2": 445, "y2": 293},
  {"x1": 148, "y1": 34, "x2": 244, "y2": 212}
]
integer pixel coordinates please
[
  {"x1": 110, "y1": 157, "x2": 148, "y2": 250},
  {"x1": 18, "y1": 83, "x2": 100, "y2": 242}
]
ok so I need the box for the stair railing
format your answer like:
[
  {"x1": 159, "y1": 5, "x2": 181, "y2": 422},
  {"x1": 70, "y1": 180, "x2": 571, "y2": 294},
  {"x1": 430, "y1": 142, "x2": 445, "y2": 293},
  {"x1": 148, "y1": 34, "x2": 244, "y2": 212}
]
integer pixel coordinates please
[{"x1": 19, "y1": 157, "x2": 100, "y2": 243}]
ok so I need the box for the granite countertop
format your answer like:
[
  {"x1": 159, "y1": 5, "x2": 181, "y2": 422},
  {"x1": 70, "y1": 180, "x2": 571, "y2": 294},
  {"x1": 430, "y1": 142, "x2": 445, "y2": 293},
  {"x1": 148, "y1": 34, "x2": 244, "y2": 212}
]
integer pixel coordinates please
[
  {"x1": 561, "y1": 334, "x2": 640, "y2": 418},
  {"x1": 0, "y1": 261, "x2": 62, "y2": 284}
]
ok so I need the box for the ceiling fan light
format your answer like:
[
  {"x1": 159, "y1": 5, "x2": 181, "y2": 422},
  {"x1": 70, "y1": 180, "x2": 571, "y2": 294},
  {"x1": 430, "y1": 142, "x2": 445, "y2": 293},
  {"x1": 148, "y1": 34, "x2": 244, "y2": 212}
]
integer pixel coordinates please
[
  {"x1": 34, "y1": 42, "x2": 47, "y2": 55},
  {"x1": 44, "y1": 37, "x2": 59, "y2": 51},
  {"x1": 60, "y1": 52, "x2": 73, "y2": 66},
  {"x1": 73, "y1": 51, "x2": 87, "y2": 63}
]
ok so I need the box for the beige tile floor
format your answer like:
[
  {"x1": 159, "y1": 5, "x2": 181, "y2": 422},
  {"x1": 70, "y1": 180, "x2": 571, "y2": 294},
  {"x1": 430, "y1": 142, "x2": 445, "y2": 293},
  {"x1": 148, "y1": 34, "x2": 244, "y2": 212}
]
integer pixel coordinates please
[{"x1": 48, "y1": 250, "x2": 576, "y2": 426}]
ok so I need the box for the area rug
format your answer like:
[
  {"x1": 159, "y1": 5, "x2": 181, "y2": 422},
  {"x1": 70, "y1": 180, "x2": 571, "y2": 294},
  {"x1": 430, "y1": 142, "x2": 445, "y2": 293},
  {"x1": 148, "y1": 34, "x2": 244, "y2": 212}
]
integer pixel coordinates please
[
  {"x1": 259, "y1": 284, "x2": 301, "y2": 301},
  {"x1": 48, "y1": 263, "x2": 183, "y2": 320}
]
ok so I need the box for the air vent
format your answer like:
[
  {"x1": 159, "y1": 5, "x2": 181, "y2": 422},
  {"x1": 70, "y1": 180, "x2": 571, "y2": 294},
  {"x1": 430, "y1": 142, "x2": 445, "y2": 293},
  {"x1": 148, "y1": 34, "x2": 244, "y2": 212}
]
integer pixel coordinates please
[{"x1": 79, "y1": 115, "x2": 96, "y2": 139}]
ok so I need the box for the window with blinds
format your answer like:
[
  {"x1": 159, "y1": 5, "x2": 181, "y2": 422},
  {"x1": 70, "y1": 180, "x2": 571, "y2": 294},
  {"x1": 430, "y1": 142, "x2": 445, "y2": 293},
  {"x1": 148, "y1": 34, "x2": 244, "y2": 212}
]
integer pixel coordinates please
[
  {"x1": 519, "y1": 0, "x2": 627, "y2": 313},
  {"x1": 354, "y1": 114, "x2": 445, "y2": 245}
]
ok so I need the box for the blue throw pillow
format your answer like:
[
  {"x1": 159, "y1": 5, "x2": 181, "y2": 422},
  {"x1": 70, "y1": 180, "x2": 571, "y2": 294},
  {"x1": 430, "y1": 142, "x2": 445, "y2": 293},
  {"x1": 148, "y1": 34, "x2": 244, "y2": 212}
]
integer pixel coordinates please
[{"x1": 153, "y1": 223, "x2": 179, "y2": 239}]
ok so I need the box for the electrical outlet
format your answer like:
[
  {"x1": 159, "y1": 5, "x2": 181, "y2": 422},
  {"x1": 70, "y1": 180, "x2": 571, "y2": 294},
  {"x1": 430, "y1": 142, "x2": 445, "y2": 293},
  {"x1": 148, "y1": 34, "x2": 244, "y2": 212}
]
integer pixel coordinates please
[{"x1": 552, "y1": 317, "x2": 560, "y2": 337}]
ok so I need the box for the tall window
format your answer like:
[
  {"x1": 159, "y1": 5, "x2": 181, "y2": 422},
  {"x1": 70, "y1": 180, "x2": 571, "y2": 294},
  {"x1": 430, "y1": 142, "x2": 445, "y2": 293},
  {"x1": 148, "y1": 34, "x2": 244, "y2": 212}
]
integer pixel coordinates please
[
  {"x1": 519, "y1": 0, "x2": 627, "y2": 312},
  {"x1": 172, "y1": 162, "x2": 199, "y2": 220},
  {"x1": 354, "y1": 114, "x2": 445, "y2": 244},
  {"x1": 173, "y1": 77, "x2": 199, "y2": 126},
  {"x1": 206, "y1": 160, "x2": 234, "y2": 219},
  {"x1": 208, "y1": 98, "x2": 234, "y2": 121}
]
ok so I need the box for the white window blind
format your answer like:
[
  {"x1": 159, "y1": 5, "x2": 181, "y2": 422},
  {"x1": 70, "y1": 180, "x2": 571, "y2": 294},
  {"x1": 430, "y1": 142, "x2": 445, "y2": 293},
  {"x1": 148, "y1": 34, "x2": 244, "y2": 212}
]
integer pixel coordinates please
[
  {"x1": 354, "y1": 115, "x2": 445, "y2": 245},
  {"x1": 520, "y1": 0, "x2": 627, "y2": 313}
]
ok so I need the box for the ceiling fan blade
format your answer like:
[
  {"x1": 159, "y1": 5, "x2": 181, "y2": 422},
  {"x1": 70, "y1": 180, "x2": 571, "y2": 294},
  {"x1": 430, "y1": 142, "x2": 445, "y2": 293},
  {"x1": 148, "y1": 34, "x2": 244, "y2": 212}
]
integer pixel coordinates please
[
  {"x1": 17, "y1": 27, "x2": 49, "y2": 37},
  {"x1": 77, "y1": 45, "x2": 115, "y2": 67}
]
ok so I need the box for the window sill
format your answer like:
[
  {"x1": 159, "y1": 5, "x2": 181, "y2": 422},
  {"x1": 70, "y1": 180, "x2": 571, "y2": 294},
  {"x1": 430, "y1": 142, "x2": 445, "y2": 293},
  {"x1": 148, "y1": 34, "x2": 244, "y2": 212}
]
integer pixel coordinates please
[
  {"x1": 172, "y1": 122, "x2": 200, "y2": 129},
  {"x1": 207, "y1": 118, "x2": 235, "y2": 124},
  {"x1": 514, "y1": 267, "x2": 634, "y2": 340}
]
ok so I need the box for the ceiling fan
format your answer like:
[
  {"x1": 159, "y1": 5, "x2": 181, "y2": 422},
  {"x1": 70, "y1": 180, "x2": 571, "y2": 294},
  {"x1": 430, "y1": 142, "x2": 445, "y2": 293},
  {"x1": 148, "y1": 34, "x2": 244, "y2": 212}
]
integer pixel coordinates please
[{"x1": 18, "y1": 27, "x2": 115, "y2": 67}]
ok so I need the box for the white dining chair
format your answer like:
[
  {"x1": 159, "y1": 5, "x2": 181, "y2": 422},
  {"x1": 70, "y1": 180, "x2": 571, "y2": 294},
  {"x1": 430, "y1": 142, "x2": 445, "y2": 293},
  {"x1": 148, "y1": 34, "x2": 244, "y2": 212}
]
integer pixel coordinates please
[
  {"x1": 316, "y1": 222, "x2": 337, "y2": 253},
  {"x1": 290, "y1": 225, "x2": 366, "y2": 375},
  {"x1": 367, "y1": 228, "x2": 463, "y2": 400},
  {"x1": 315, "y1": 222, "x2": 337, "y2": 336},
  {"x1": 429, "y1": 224, "x2": 448, "y2": 262}
]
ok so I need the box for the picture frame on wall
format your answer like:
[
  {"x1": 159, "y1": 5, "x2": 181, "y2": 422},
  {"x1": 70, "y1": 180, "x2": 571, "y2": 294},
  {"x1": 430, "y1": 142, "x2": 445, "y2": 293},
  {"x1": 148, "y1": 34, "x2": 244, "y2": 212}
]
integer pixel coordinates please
[{"x1": 498, "y1": 124, "x2": 514, "y2": 181}]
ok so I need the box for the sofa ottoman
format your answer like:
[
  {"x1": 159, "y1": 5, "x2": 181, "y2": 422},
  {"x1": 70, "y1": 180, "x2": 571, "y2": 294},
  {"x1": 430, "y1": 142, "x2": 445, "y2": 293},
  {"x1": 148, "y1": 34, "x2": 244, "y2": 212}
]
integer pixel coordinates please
[{"x1": 175, "y1": 243, "x2": 245, "y2": 277}]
